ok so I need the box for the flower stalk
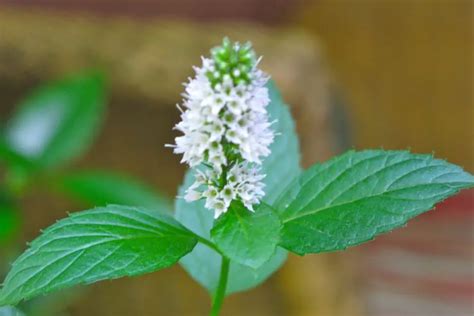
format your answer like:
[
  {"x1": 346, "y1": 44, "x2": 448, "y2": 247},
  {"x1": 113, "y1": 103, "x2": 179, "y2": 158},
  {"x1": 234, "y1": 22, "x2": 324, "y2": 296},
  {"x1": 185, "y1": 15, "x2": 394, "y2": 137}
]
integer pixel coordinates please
[
  {"x1": 169, "y1": 38, "x2": 276, "y2": 315},
  {"x1": 209, "y1": 256, "x2": 230, "y2": 316}
]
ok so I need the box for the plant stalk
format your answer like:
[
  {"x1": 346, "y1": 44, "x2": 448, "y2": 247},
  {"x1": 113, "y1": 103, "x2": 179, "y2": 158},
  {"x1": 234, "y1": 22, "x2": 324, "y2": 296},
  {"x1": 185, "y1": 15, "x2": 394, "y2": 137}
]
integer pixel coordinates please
[{"x1": 209, "y1": 256, "x2": 230, "y2": 316}]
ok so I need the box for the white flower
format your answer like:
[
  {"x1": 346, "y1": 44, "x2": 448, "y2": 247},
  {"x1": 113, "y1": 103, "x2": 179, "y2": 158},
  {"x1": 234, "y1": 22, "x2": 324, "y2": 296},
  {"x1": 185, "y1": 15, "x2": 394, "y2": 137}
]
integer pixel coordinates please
[
  {"x1": 184, "y1": 189, "x2": 201, "y2": 202},
  {"x1": 183, "y1": 162, "x2": 265, "y2": 216},
  {"x1": 228, "y1": 163, "x2": 266, "y2": 211},
  {"x1": 220, "y1": 184, "x2": 236, "y2": 207},
  {"x1": 170, "y1": 38, "x2": 275, "y2": 218}
]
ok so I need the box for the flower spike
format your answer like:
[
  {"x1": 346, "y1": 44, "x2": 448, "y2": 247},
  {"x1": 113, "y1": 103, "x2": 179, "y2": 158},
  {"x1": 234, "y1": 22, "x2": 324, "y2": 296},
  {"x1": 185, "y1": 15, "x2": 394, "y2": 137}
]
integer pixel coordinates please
[{"x1": 171, "y1": 38, "x2": 274, "y2": 218}]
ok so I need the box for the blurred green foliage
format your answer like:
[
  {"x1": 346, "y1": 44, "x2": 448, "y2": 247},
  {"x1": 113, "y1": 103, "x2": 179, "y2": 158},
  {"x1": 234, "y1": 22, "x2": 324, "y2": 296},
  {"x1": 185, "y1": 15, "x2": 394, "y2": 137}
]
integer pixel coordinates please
[
  {"x1": 0, "y1": 71, "x2": 170, "y2": 315},
  {"x1": 0, "y1": 72, "x2": 170, "y2": 244},
  {"x1": 58, "y1": 170, "x2": 172, "y2": 212},
  {"x1": 0, "y1": 203, "x2": 20, "y2": 247},
  {"x1": 3, "y1": 72, "x2": 105, "y2": 172}
]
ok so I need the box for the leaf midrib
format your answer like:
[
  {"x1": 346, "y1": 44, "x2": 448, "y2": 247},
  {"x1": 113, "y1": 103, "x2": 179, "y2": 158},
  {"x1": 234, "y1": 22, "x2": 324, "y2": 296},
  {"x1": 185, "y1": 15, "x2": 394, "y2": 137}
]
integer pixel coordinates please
[
  {"x1": 1, "y1": 234, "x2": 180, "y2": 301},
  {"x1": 282, "y1": 181, "x2": 468, "y2": 224},
  {"x1": 285, "y1": 152, "x2": 400, "y2": 212},
  {"x1": 281, "y1": 152, "x2": 460, "y2": 223}
]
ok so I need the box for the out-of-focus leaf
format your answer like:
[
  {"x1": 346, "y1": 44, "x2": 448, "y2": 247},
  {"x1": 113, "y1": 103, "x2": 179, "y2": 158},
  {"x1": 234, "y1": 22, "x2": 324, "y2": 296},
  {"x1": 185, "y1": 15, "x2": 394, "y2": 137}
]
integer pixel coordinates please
[
  {"x1": 57, "y1": 170, "x2": 172, "y2": 212},
  {"x1": 175, "y1": 81, "x2": 300, "y2": 294},
  {"x1": 261, "y1": 80, "x2": 301, "y2": 203},
  {"x1": 3, "y1": 72, "x2": 106, "y2": 170},
  {"x1": 19, "y1": 288, "x2": 80, "y2": 316},
  {"x1": 179, "y1": 240, "x2": 287, "y2": 295},
  {"x1": 0, "y1": 141, "x2": 33, "y2": 171},
  {"x1": 0, "y1": 306, "x2": 25, "y2": 316},
  {"x1": 176, "y1": 171, "x2": 287, "y2": 294},
  {"x1": 0, "y1": 201, "x2": 20, "y2": 246}
]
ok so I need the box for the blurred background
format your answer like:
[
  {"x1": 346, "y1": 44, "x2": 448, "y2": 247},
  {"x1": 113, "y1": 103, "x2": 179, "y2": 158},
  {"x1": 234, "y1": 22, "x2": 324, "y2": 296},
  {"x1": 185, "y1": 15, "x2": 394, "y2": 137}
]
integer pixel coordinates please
[{"x1": 0, "y1": 0, "x2": 472, "y2": 315}]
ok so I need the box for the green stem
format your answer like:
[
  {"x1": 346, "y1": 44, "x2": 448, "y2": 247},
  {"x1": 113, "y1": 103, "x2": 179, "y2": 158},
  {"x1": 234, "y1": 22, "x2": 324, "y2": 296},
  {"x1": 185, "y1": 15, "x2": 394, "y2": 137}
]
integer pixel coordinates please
[
  {"x1": 209, "y1": 256, "x2": 230, "y2": 316},
  {"x1": 197, "y1": 236, "x2": 223, "y2": 256}
]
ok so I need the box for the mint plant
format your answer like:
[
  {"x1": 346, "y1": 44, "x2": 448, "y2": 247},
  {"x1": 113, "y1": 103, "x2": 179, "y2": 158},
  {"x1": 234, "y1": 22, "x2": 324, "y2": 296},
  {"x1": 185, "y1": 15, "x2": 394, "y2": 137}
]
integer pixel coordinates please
[{"x1": 1, "y1": 39, "x2": 473, "y2": 316}]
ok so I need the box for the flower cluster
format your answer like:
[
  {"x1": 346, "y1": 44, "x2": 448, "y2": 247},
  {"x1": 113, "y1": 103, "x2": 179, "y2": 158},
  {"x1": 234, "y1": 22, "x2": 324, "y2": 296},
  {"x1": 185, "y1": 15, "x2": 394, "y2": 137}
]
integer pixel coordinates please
[
  {"x1": 184, "y1": 163, "x2": 266, "y2": 218},
  {"x1": 170, "y1": 38, "x2": 274, "y2": 218}
]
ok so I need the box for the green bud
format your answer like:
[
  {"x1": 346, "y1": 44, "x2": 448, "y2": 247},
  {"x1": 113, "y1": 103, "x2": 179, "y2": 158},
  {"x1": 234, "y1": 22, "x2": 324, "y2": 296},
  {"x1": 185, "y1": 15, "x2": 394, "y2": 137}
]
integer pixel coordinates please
[{"x1": 206, "y1": 37, "x2": 256, "y2": 87}]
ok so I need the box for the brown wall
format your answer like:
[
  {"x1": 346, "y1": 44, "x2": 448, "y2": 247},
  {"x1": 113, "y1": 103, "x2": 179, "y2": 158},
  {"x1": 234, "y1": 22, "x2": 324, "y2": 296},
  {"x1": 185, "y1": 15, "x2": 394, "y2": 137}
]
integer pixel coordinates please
[
  {"x1": 0, "y1": 0, "x2": 300, "y2": 22},
  {"x1": 297, "y1": 0, "x2": 473, "y2": 171}
]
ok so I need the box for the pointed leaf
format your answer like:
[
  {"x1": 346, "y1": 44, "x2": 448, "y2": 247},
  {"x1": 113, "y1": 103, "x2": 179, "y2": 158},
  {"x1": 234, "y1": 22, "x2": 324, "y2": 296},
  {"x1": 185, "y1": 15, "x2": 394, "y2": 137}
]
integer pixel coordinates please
[
  {"x1": 3, "y1": 72, "x2": 105, "y2": 170},
  {"x1": 276, "y1": 150, "x2": 474, "y2": 255},
  {"x1": 211, "y1": 202, "x2": 281, "y2": 269},
  {"x1": 176, "y1": 185, "x2": 287, "y2": 294},
  {"x1": 0, "y1": 205, "x2": 197, "y2": 306}
]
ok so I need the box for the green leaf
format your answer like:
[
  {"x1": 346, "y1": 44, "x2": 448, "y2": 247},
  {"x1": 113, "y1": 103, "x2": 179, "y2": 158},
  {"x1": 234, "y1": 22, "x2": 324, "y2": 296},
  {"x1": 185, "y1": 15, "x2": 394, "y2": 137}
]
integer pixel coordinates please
[
  {"x1": 179, "y1": 242, "x2": 287, "y2": 295},
  {"x1": 0, "y1": 203, "x2": 20, "y2": 246},
  {"x1": 261, "y1": 81, "x2": 301, "y2": 203},
  {"x1": 176, "y1": 183, "x2": 287, "y2": 294},
  {"x1": 276, "y1": 150, "x2": 474, "y2": 255},
  {"x1": 0, "y1": 205, "x2": 197, "y2": 306},
  {"x1": 57, "y1": 170, "x2": 172, "y2": 212},
  {"x1": 175, "y1": 81, "x2": 299, "y2": 294},
  {"x1": 211, "y1": 202, "x2": 281, "y2": 269},
  {"x1": 0, "y1": 140, "x2": 33, "y2": 171},
  {"x1": 3, "y1": 72, "x2": 106, "y2": 170}
]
